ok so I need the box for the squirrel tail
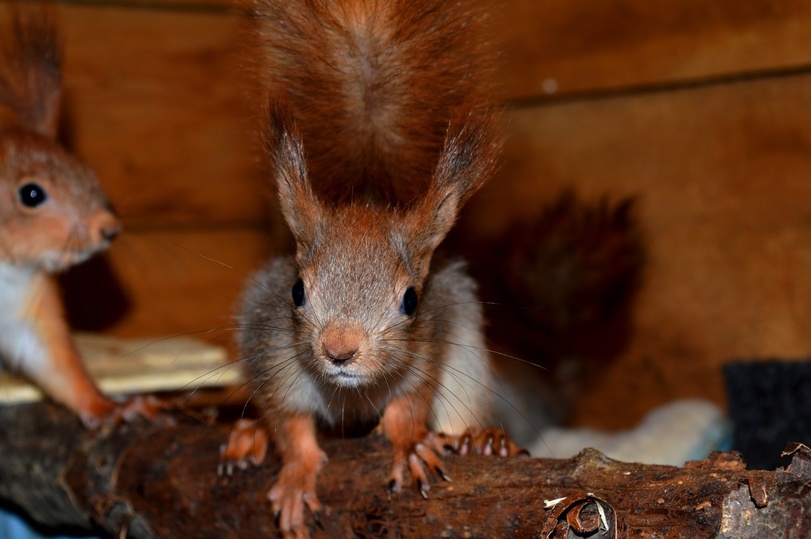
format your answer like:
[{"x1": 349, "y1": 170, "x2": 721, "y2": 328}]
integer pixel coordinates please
[
  {"x1": 252, "y1": 0, "x2": 495, "y2": 203},
  {"x1": 0, "y1": 7, "x2": 62, "y2": 137},
  {"x1": 473, "y1": 192, "x2": 646, "y2": 426}
]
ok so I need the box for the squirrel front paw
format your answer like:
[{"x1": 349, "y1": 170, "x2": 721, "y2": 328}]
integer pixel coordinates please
[
  {"x1": 218, "y1": 418, "x2": 269, "y2": 476},
  {"x1": 387, "y1": 431, "x2": 453, "y2": 498},
  {"x1": 269, "y1": 453, "x2": 326, "y2": 539},
  {"x1": 451, "y1": 427, "x2": 529, "y2": 458},
  {"x1": 78, "y1": 394, "x2": 164, "y2": 430}
]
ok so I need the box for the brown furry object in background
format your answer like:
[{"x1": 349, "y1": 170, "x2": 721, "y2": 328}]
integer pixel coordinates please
[{"x1": 457, "y1": 190, "x2": 645, "y2": 426}]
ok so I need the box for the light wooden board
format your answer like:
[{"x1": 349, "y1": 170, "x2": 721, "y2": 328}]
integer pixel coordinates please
[{"x1": 0, "y1": 333, "x2": 239, "y2": 404}]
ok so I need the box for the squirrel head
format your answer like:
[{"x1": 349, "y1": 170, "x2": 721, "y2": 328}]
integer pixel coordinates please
[
  {"x1": 264, "y1": 100, "x2": 500, "y2": 387},
  {"x1": 0, "y1": 11, "x2": 118, "y2": 273},
  {"x1": 0, "y1": 130, "x2": 120, "y2": 272}
]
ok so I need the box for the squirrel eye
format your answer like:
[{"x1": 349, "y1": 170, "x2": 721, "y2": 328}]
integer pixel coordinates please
[
  {"x1": 292, "y1": 277, "x2": 305, "y2": 307},
  {"x1": 18, "y1": 182, "x2": 48, "y2": 208},
  {"x1": 400, "y1": 286, "x2": 418, "y2": 316}
]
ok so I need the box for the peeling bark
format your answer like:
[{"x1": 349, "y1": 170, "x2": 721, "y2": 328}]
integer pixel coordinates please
[{"x1": 0, "y1": 401, "x2": 808, "y2": 538}]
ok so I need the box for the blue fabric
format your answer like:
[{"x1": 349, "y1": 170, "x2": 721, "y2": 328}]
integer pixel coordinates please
[{"x1": 0, "y1": 509, "x2": 97, "y2": 539}]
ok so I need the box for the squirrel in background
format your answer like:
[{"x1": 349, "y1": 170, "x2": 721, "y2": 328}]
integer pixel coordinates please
[
  {"x1": 0, "y1": 9, "x2": 155, "y2": 428},
  {"x1": 221, "y1": 0, "x2": 527, "y2": 536}
]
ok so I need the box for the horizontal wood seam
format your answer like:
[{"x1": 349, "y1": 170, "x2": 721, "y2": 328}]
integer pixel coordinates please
[{"x1": 512, "y1": 62, "x2": 811, "y2": 109}]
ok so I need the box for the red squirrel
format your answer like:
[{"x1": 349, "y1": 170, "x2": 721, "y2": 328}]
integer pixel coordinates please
[
  {"x1": 222, "y1": 0, "x2": 525, "y2": 536},
  {"x1": 0, "y1": 10, "x2": 154, "y2": 428}
]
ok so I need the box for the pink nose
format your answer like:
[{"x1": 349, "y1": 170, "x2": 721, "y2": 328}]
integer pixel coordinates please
[
  {"x1": 321, "y1": 323, "x2": 363, "y2": 366},
  {"x1": 90, "y1": 211, "x2": 121, "y2": 243},
  {"x1": 324, "y1": 345, "x2": 358, "y2": 365}
]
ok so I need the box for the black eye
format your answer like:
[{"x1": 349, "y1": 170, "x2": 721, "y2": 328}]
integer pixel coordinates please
[
  {"x1": 292, "y1": 278, "x2": 305, "y2": 307},
  {"x1": 18, "y1": 183, "x2": 47, "y2": 208},
  {"x1": 400, "y1": 286, "x2": 418, "y2": 316}
]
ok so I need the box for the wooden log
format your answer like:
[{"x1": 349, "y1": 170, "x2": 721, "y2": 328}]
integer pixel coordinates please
[{"x1": 0, "y1": 401, "x2": 808, "y2": 538}]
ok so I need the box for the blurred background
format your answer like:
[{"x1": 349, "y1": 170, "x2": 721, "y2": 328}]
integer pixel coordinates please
[{"x1": 1, "y1": 0, "x2": 810, "y2": 513}]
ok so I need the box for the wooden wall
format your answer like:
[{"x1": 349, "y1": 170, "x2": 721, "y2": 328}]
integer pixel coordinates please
[{"x1": 4, "y1": 0, "x2": 811, "y2": 429}]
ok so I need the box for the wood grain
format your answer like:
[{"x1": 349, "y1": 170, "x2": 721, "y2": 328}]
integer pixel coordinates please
[
  {"x1": 59, "y1": 228, "x2": 273, "y2": 341},
  {"x1": 0, "y1": 334, "x2": 234, "y2": 404},
  {"x1": 0, "y1": 1, "x2": 267, "y2": 228},
  {"x1": 468, "y1": 71, "x2": 811, "y2": 428},
  {"x1": 2, "y1": 0, "x2": 810, "y2": 434},
  {"x1": 2, "y1": 401, "x2": 810, "y2": 538},
  {"x1": 6, "y1": 1, "x2": 811, "y2": 225},
  {"x1": 57, "y1": 3, "x2": 266, "y2": 228},
  {"x1": 497, "y1": 0, "x2": 811, "y2": 102}
]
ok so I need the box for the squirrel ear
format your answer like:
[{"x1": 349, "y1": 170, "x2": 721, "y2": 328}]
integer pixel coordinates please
[
  {"x1": 264, "y1": 99, "x2": 323, "y2": 250},
  {"x1": 405, "y1": 105, "x2": 502, "y2": 274},
  {"x1": 0, "y1": 9, "x2": 63, "y2": 138}
]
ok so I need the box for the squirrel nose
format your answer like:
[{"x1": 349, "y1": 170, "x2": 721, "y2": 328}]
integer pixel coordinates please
[
  {"x1": 89, "y1": 210, "x2": 121, "y2": 244},
  {"x1": 325, "y1": 346, "x2": 358, "y2": 365},
  {"x1": 321, "y1": 323, "x2": 362, "y2": 366},
  {"x1": 101, "y1": 222, "x2": 121, "y2": 242}
]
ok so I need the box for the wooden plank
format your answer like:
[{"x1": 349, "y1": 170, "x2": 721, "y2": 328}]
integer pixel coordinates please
[
  {"x1": 0, "y1": 3, "x2": 267, "y2": 228},
  {"x1": 0, "y1": 333, "x2": 236, "y2": 404},
  {"x1": 4, "y1": 1, "x2": 811, "y2": 227},
  {"x1": 7, "y1": 0, "x2": 235, "y2": 13},
  {"x1": 496, "y1": 0, "x2": 811, "y2": 101},
  {"x1": 58, "y1": 3, "x2": 266, "y2": 228},
  {"x1": 5, "y1": 0, "x2": 811, "y2": 435},
  {"x1": 59, "y1": 227, "x2": 274, "y2": 342},
  {"x1": 464, "y1": 71, "x2": 811, "y2": 428},
  {"x1": 51, "y1": 69, "x2": 811, "y2": 431},
  {"x1": 64, "y1": 0, "x2": 811, "y2": 105}
]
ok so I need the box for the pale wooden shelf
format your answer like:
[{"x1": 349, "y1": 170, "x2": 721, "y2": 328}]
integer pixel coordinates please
[{"x1": 0, "y1": 333, "x2": 240, "y2": 404}]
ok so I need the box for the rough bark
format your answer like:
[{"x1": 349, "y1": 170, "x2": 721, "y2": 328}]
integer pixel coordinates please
[{"x1": 0, "y1": 400, "x2": 809, "y2": 538}]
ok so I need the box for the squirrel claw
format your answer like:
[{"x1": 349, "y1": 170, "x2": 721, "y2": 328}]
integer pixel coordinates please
[
  {"x1": 268, "y1": 470, "x2": 322, "y2": 539},
  {"x1": 311, "y1": 510, "x2": 324, "y2": 530},
  {"x1": 219, "y1": 419, "x2": 269, "y2": 476},
  {"x1": 79, "y1": 394, "x2": 164, "y2": 430},
  {"x1": 388, "y1": 432, "x2": 450, "y2": 499},
  {"x1": 416, "y1": 479, "x2": 429, "y2": 500},
  {"x1": 449, "y1": 427, "x2": 527, "y2": 458}
]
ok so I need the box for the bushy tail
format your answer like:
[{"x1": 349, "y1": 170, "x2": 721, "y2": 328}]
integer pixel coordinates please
[
  {"x1": 452, "y1": 191, "x2": 646, "y2": 427},
  {"x1": 480, "y1": 192, "x2": 645, "y2": 363},
  {"x1": 0, "y1": 8, "x2": 62, "y2": 137},
  {"x1": 252, "y1": 0, "x2": 495, "y2": 203}
]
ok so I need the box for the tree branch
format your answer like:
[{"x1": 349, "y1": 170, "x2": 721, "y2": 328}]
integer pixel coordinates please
[{"x1": 0, "y1": 400, "x2": 808, "y2": 538}]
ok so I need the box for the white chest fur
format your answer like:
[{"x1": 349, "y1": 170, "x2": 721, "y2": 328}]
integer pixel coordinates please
[
  {"x1": 0, "y1": 262, "x2": 46, "y2": 372},
  {"x1": 0, "y1": 262, "x2": 36, "y2": 319}
]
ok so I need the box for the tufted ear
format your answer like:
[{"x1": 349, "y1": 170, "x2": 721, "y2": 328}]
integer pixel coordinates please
[
  {"x1": 264, "y1": 99, "x2": 325, "y2": 257},
  {"x1": 0, "y1": 8, "x2": 63, "y2": 137},
  {"x1": 403, "y1": 105, "x2": 503, "y2": 278}
]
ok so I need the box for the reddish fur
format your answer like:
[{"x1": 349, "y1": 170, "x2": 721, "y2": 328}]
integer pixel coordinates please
[
  {"x1": 222, "y1": 419, "x2": 269, "y2": 467},
  {"x1": 21, "y1": 274, "x2": 118, "y2": 424},
  {"x1": 268, "y1": 414, "x2": 327, "y2": 535},
  {"x1": 0, "y1": 9, "x2": 155, "y2": 428},
  {"x1": 254, "y1": 0, "x2": 498, "y2": 204},
  {"x1": 232, "y1": 1, "x2": 510, "y2": 537},
  {"x1": 0, "y1": 7, "x2": 61, "y2": 136}
]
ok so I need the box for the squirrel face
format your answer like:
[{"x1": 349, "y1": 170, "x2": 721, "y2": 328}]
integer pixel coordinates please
[
  {"x1": 292, "y1": 204, "x2": 423, "y2": 389},
  {"x1": 0, "y1": 129, "x2": 120, "y2": 272},
  {"x1": 265, "y1": 99, "x2": 501, "y2": 394}
]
